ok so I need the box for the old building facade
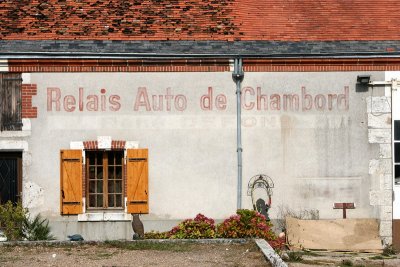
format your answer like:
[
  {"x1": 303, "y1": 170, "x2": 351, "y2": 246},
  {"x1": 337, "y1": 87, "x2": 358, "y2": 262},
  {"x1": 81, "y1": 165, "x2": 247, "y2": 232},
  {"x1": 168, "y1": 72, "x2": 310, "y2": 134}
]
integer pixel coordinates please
[{"x1": 1, "y1": 1, "x2": 400, "y2": 245}]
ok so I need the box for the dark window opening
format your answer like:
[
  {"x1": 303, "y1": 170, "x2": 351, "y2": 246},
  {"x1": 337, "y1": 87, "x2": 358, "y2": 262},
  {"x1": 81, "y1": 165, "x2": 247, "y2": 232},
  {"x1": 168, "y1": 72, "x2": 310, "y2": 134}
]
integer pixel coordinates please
[
  {"x1": 0, "y1": 152, "x2": 22, "y2": 205},
  {"x1": 395, "y1": 120, "x2": 400, "y2": 185},
  {"x1": 0, "y1": 73, "x2": 22, "y2": 131},
  {"x1": 86, "y1": 150, "x2": 124, "y2": 209}
]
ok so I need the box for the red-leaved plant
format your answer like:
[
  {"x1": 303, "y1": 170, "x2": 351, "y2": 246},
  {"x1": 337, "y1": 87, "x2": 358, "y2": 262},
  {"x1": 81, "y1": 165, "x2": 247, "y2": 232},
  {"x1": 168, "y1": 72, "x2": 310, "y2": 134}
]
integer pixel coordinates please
[
  {"x1": 144, "y1": 210, "x2": 285, "y2": 250},
  {"x1": 168, "y1": 213, "x2": 216, "y2": 239}
]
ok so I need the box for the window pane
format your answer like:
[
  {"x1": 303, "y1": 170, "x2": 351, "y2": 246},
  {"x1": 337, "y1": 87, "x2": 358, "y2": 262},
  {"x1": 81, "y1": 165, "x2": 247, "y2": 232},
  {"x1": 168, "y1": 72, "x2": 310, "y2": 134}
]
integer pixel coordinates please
[
  {"x1": 396, "y1": 165, "x2": 400, "y2": 185},
  {"x1": 108, "y1": 152, "x2": 114, "y2": 165},
  {"x1": 396, "y1": 143, "x2": 400, "y2": 163},
  {"x1": 89, "y1": 181, "x2": 95, "y2": 193},
  {"x1": 108, "y1": 194, "x2": 114, "y2": 207},
  {"x1": 116, "y1": 154, "x2": 122, "y2": 165},
  {"x1": 89, "y1": 167, "x2": 95, "y2": 179},
  {"x1": 97, "y1": 195, "x2": 103, "y2": 207},
  {"x1": 115, "y1": 180, "x2": 122, "y2": 193},
  {"x1": 116, "y1": 195, "x2": 122, "y2": 207},
  {"x1": 395, "y1": 121, "x2": 400, "y2": 141},
  {"x1": 89, "y1": 195, "x2": 96, "y2": 207},
  {"x1": 97, "y1": 181, "x2": 103, "y2": 193},
  {"x1": 108, "y1": 166, "x2": 115, "y2": 180},
  {"x1": 97, "y1": 153, "x2": 103, "y2": 165},
  {"x1": 116, "y1": 167, "x2": 122, "y2": 179},
  {"x1": 89, "y1": 153, "x2": 95, "y2": 165},
  {"x1": 97, "y1": 167, "x2": 103, "y2": 179},
  {"x1": 108, "y1": 181, "x2": 114, "y2": 193}
]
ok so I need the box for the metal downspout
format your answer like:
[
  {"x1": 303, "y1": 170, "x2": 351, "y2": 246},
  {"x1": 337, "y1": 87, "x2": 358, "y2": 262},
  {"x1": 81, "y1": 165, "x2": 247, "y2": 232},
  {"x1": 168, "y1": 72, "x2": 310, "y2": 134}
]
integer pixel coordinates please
[{"x1": 232, "y1": 58, "x2": 244, "y2": 209}]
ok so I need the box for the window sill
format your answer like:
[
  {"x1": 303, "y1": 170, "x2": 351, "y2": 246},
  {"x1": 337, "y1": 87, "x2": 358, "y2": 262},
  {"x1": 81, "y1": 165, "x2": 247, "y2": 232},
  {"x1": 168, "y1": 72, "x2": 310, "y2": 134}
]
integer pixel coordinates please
[{"x1": 78, "y1": 213, "x2": 131, "y2": 222}]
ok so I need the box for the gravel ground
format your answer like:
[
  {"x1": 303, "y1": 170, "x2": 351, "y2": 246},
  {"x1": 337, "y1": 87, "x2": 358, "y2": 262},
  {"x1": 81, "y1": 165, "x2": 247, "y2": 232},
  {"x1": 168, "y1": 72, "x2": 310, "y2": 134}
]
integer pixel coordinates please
[
  {"x1": 286, "y1": 250, "x2": 400, "y2": 267},
  {"x1": 0, "y1": 241, "x2": 271, "y2": 267}
]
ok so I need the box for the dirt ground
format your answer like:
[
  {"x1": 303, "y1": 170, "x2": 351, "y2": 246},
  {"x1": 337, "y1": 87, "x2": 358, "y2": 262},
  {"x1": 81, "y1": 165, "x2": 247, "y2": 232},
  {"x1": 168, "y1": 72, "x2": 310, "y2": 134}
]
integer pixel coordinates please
[{"x1": 0, "y1": 240, "x2": 271, "y2": 267}]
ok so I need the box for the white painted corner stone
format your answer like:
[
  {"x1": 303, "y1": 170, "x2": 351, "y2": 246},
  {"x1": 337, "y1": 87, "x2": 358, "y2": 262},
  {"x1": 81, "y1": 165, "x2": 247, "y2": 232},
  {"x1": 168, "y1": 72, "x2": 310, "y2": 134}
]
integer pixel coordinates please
[
  {"x1": 369, "y1": 159, "x2": 392, "y2": 175},
  {"x1": 367, "y1": 113, "x2": 391, "y2": 129},
  {"x1": 0, "y1": 60, "x2": 8, "y2": 72},
  {"x1": 21, "y1": 118, "x2": 31, "y2": 131},
  {"x1": 98, "y1": 136, "x2": 112, "y2": 149},
  {"x1": 368, "y1": 129, "x2": 391, "y2": 144},
  {"x1": 380, "y1": 174, "x2": 393, "y2": 190},
  {"x1": 125, "y1": 141, "x2": 139, "y2": 149},
  {"x1": 379, "y1": 144, "x2": 392, "y2": 159},
  {"x1": 22, "y1": 73, "x2": 31, "y2": 84},
  {"x1": 380, "y1": 206, "x2": 393, "y2": 221},
  {"x1": 366, "y1": 96, "x2": 391, "y2": 113},
  {"x1": 70, "y1": 141, "x2": 84, "y2": 150},
  {"x1": 379, "y1": 220, "x2": 392, "y2": 237},
  {"x1": 0, "y1": 140, "x2": 28, "y2": 151},
  {"x1": 369, "y1": 190, "x2": 392, "y2": 206}
]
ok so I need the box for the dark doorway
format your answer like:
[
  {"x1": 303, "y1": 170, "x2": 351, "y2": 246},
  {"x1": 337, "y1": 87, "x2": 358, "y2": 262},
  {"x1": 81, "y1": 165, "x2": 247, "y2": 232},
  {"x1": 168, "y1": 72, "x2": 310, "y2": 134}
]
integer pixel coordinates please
[{"x1": 0, "y1": 152, "x2": 22, "y2": 205}]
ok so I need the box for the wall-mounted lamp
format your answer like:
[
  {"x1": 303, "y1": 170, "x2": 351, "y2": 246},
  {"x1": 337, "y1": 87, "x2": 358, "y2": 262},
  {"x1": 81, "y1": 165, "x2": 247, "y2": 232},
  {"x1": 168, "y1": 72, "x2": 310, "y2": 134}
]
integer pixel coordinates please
[
  {"x1": 356, "y1": 75, "x2": 371, "y2": 92},
  {"x1": 356, "y1": 74, "x2": 399, "y2": 92},
  {"x1": 357, "y1": 75, "x2": 371, "y2": 85}
]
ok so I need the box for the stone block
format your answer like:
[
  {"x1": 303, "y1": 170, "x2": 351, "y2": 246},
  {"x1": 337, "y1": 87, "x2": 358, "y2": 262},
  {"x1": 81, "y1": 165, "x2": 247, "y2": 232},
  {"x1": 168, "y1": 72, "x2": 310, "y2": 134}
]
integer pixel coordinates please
[
  {"x1": 380, "y1": 174, "x2": 393, "y2": 190},
  {"x1": 379, "y1": 144, "x2": 392, "y2": 159},
  {"x1": 125, "y1": 141, "x2": 139, "y2": 149},
  {"x1": 368, "y1": 113, "x2": 391, "y2": 129},
  {"x1": 369, "y1": 159, "x2": 392, "y2": 175},
  {"x1": 70, "y1": 141, "x2": 84, "y2": 150},
  {"x1": 98, "y1": 136, "x2": 112, "y2": 149},
  {"x1": 370, "y1": 190, "x2": 392, "y2": 206},
  {"x1": 21, "y1": 118, "x2": 31, "y2": 131},
  {"x1": 379, "y1": 220, "x2": 392, "y2": 237},
  {"x1": 366, "y1": 96, "x2": 391, "y2": 113},
  {"x1": 380, "y1": 205, "x2": 393, "y2": 221},
  {"x1": 368, "y1": 129, "x2": 391, "y2": 144},
  {"x1": 22, "y1": 73, "x2": 31, "y2": 84}
]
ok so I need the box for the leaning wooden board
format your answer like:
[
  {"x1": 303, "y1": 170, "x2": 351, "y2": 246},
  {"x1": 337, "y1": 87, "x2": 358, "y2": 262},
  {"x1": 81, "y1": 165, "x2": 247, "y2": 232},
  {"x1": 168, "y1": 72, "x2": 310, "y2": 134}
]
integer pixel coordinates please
[{"x1": 286, "y1": 217, "x2": 382, "y2": 252}]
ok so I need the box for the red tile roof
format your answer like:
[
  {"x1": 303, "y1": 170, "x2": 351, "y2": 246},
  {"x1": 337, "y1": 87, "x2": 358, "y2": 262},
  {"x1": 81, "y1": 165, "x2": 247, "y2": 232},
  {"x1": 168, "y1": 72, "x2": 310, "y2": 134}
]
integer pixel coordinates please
[{"x1": 0, "y1": 0, "x2": 399, "y2": 41}]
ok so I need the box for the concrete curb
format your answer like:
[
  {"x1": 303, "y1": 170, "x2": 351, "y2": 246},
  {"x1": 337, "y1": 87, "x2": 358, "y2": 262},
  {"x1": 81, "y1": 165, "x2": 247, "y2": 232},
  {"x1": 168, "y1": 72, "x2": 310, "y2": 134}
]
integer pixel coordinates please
[
  {"x1": 0, "y1": 238, "x2": 248, "y2": 246},
  {"x1": 255, "y1": 239, "x2": 288, "y2": 267}
]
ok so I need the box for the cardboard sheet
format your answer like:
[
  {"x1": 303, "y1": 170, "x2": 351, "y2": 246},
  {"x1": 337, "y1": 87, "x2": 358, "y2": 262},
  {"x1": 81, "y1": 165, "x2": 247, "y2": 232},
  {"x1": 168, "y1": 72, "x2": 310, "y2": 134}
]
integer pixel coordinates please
[{"x1": 286, "y1": 217, "x2": 383, "y2": 252}]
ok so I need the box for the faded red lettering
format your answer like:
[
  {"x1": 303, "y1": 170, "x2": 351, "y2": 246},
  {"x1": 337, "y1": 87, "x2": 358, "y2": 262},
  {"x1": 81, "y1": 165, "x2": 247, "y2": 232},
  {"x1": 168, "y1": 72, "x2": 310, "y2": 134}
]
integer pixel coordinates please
[
  {"x1": 109, "y1": 95, "x2": 121, "y2": 111},
  {"x1": 134, "y1": 87, "x2": 151, "y2": 111},
  {"x1": 47, "y1": 87, "x2": 61, "y2": 111},
  {"x1": 215, "y1": 94, "x2": 227, "y2": 110},
  {"x1": 64, "y1": 95, "x2": 76, "y2": 112},
  {"x1": 242, "y1": 87, "x2": 255, "y2": 110}
]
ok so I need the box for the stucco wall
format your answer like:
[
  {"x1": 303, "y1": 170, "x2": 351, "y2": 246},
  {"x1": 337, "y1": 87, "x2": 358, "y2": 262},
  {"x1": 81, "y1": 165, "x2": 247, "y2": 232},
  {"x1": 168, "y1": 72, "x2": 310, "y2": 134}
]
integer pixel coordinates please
[{"x1": 17, "y1": 71, "x2": 385, "y2": 238}]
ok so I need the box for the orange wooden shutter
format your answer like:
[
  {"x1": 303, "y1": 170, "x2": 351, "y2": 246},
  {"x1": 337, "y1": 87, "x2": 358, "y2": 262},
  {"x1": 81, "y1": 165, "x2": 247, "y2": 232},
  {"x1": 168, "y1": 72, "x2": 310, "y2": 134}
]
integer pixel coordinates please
[
  {"x1": 126, "y1": 149, "x2": 149, "y2": 214},
  {"x1": 60, "y1": 150, "x2": 83, "y2": 215}
]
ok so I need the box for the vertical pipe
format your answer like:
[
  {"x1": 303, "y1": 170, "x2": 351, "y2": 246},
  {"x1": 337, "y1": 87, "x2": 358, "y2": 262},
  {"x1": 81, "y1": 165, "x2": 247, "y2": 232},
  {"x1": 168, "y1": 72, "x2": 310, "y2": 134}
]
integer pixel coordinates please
[{"x1": 232, "y1": 58, "x2": 244, "y2": 210}]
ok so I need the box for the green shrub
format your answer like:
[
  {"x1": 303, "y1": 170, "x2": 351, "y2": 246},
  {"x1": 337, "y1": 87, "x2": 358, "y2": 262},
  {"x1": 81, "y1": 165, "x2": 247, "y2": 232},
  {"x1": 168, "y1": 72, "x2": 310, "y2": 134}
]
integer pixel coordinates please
[
  {"x1": 23, "y1": 213, "x2": 55, "y2": 241},
  {"x1": 144, "y1": 231, "x2": 170, "y2": 239},
  {"x1": 0, "y1": 201, "x2": 55, "y2": 241},
  {"x1": 0, "y1": 201, "x2": 27, "y2": 240}
]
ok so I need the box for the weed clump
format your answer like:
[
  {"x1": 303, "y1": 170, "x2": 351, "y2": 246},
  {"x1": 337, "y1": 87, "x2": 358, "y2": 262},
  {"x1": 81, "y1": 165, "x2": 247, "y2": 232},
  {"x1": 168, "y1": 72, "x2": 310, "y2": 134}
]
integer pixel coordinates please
[{"x1": 0, "y1": 201, "x2": 55, "y2": 241}]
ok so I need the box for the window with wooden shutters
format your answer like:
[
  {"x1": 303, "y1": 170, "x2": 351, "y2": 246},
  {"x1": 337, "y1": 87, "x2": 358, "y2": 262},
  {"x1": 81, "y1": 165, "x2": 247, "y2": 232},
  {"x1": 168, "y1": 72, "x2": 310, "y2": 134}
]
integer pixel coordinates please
[
  {"x1": 86, "y1": 150, "x2": 124, "y2": 209},
  {"x1": 0, "y1": 73, "x2": 22, "y2": 131},
  {"x1": 126, "y1": 149, "x2": 149, "y2": 214},
  {"x1": 60, "y1": 147, "x2": 149, "y2": 215},
  {"x1": 60, "y1": 150, "x2": 83, "y2": 215}
]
